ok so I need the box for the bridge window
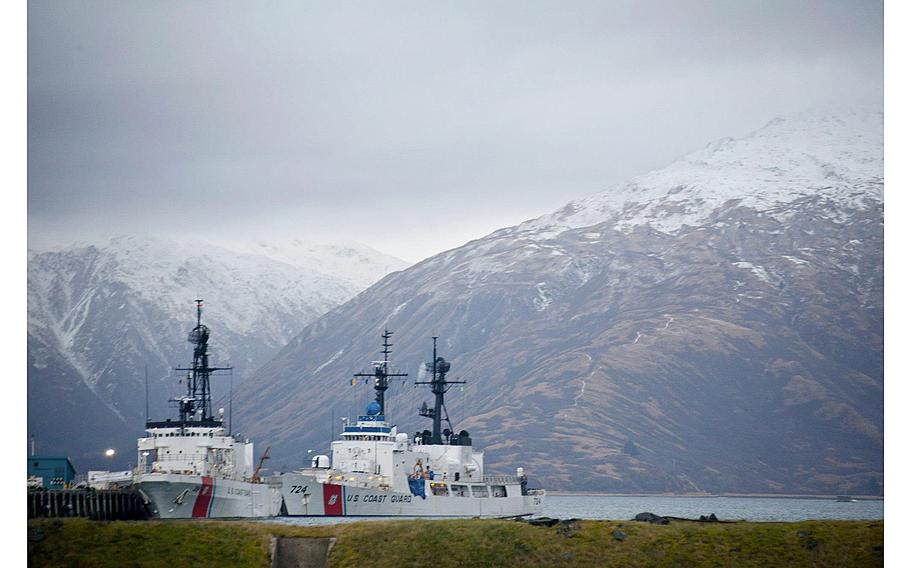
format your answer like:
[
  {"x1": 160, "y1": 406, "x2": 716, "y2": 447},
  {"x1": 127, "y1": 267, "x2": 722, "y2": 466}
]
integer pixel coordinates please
[
  {"x1": 471, "y1": 486, "x2": 488, "y2": 498},
  {"x1": 451, "y1": 484, "x2": 468, "y2": 497},
  {"x1": 491, "y1": 485, "x2": 507, "y2": 498}
]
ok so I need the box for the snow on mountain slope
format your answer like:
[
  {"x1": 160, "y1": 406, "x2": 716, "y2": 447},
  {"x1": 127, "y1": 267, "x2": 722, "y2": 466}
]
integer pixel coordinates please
[
  {"x1": 27, "y1": 234, "x2": 407, "y2": 467},
  {"x1": 30, "y1": 236, "x2": 350, "y2": 344},
  {"x1": 512, "y1": 107, "x2": 882, "y2": 238},
  {"x1": 222, "y1": 238, "x2": 409, "y2": 291}
]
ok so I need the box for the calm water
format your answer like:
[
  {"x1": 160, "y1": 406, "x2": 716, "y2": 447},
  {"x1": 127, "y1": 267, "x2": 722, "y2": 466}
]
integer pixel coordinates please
[{"x1": 262, "y1": 495, "x2": 883, "y2": 526}]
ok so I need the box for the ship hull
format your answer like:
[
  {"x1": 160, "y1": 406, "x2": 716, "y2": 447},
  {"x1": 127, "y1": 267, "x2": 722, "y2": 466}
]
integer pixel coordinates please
[
  {"x1": 134, "y1": 473, "x2": 281, "y2": 519},
  {"x1": 276, "y1": 473, "x2": 544, "y2": 517}
]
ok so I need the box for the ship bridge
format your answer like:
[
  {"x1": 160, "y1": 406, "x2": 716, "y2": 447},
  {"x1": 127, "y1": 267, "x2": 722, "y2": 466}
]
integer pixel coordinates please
[{"x1": 340, "y1": 401, "x2": 394, "y2": 441}]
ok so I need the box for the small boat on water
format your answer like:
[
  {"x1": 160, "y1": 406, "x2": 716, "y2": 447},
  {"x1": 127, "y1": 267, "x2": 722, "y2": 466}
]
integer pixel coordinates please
[
  {"x1": 836, "y1": 495, "x2": 857, "y2": 502},
  {"x1": 273, "y1": 331, "x2": 545, "y2": 517},
  {"x1": 132, "y1": 300, "x2": 282, "y2": 518}
]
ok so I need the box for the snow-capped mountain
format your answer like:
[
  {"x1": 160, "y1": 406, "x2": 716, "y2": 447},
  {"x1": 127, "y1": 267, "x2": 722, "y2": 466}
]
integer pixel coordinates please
[
  {"x1": 236, "y1": 107, "x2": 883, "y2": 495},
  {"x1": 517, "y1": 107, "x2": 881, "y2": 238},
  {"x1": 222, "y1": 238, "x2": 409, "y2": 291},
  {"x1": 27, "y1": 235, "x2": 408, "y2": 467}
]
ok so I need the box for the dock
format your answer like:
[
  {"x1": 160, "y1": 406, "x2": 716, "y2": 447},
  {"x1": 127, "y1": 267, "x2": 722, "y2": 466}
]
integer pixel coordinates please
[{"x1": 28, "y1": 489, "x2": 148, "y2": 520}]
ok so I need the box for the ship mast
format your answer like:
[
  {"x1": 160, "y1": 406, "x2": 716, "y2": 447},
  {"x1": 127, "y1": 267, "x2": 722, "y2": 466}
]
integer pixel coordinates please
[
  {"x1": 169, "y1": 299, "x2": 232, "y2": 427},
  {"x1": 415, "y1": 337, "x2": 465, "y2": 444},
  {"x1": 353, "y1": 329, "x2": 408, "y2": 416}
]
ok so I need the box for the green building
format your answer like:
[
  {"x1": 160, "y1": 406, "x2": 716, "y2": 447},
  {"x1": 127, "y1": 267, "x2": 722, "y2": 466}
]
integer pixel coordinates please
[{"x1": 28, "y1": 456, "x2": 77, "y2": 489}]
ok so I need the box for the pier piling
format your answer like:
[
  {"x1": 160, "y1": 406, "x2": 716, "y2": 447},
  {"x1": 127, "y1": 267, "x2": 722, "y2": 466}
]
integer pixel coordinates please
[{"x1": 27, "y1": 489, "x2": 148, "y2": 520}]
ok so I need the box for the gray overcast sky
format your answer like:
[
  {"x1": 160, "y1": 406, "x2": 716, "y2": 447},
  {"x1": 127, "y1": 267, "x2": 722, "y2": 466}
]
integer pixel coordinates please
[{"x1": 28, "y1": 1, "x2": 882, "y2": 262}]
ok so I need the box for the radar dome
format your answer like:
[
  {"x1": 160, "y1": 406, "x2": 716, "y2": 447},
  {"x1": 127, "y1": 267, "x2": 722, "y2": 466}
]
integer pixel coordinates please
[{"x1": 366, "y1": 401, "x2": 382, "y2": 416}]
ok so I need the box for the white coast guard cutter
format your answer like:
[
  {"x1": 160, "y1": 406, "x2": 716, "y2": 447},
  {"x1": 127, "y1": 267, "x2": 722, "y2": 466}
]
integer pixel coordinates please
[
  {"x1": 274, "y1": 332, "x2": 545, "y2": 517},
  {"x1": 133, "y1": 301, "x2": 281, "y2": 518}
]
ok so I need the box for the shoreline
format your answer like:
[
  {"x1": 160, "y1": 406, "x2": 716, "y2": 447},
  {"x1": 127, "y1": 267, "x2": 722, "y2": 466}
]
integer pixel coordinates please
[{"x1": 545, "y1": 492, "x2": 884, "y2": 500}]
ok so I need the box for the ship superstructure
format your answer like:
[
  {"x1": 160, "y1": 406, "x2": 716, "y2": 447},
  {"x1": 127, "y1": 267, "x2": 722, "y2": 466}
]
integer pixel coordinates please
[
  {"x1": 133, "y1": 301, "x2": 281, "y2": 518},
  {"x1": 275, "y1": 332, "x2": 545, "y2": 517}
]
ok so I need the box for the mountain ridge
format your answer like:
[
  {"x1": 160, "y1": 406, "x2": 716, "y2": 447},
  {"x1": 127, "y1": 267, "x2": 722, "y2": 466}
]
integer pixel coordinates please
[
  {"x1": 27, "y1": 235, "x2": 408, "y2": 467},
  {"x1": 235, "y1": 106, "x2": 882, "y2": 494}
]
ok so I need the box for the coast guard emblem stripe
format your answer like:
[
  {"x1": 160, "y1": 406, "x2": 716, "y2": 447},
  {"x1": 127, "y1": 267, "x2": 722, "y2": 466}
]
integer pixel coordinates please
[
  {"x1": 191, "y1": 476, "x2": 214, "y2": 518},
  {"x1": 323, "y1": 483, "x2": 344, "y2": 516}
]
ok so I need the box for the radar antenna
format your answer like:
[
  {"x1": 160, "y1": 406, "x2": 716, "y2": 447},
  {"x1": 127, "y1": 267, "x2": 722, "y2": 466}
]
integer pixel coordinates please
[
  {"x1": 415, "y1": 337, "x2": 466, "y2": 444},
  {"x1": 156, "y1": 300, "x2": 232, "y2": 430}
]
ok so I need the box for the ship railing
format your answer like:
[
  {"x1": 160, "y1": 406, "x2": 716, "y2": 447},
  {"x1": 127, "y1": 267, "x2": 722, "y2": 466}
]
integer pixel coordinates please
[
  {"x1": 139, "y1": 454, "x2": 224, "y2": 464},
  {"x1": 133, "y1": 454, "x2": 235, "y2": 476},
  {"x1": 140, "y1": 454, "x2": 201, "y2": 461},
  {"x1": 482, "y1": 475, "x2": 523, "y2": 485}
]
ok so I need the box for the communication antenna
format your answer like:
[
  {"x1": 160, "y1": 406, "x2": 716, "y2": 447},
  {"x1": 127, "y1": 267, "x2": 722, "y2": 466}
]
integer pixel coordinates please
[
  {"x1": 353, "y1": 329, "x2": 408, "y2": 416},
  {"x1": 144, "y1": 365, "x2": 149, "y2": 425}
]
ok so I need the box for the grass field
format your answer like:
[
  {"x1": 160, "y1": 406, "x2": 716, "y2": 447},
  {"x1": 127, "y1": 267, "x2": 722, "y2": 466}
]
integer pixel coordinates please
[{"x1": 27, "y1": 517, "x2": 883, "y2": 567}]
